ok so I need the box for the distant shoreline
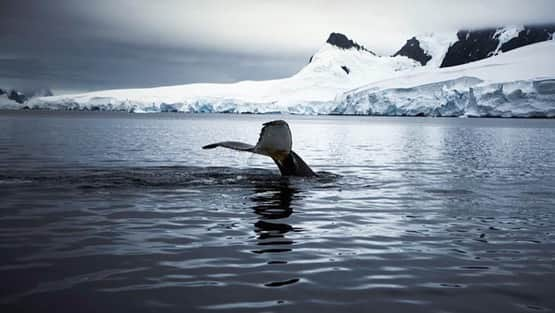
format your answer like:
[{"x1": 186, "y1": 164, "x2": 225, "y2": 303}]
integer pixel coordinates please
[{"x1": 1, "y1": 109, "x2": 554, "y2": 119}]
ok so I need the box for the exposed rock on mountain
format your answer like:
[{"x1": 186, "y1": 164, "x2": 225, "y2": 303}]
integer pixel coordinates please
[
  {"x1": 0, "y1": 88, "x2": 54, "y2": 105},
  {"x1": 393, "y1": 37, "x2": 432, "y2": 66},
  {"x1": 395, "y1": 25, "x2": 555, "y2": 69},
  {"x1": 440, "y1": 24, "x2": 555, "y2": 67},
  {"x1": 8, "y1": 90, "x2": 27, "y2": 104},
  {"x1": 326, "y1": 32, "x2": 375, "y2": 55}
]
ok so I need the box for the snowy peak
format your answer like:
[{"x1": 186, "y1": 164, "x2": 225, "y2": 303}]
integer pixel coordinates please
[
  {"x1": 393, "y1": 37, "x2": 431, "y2": 66},
  {"x1": 393, "y1": 33, "x2": 457, "y2": 67},
  {"x1": 325, "y1": 32, "x2": 375, "y2": 55},
  {"x1": 497, "y1": 24, "x2": 555, "y2": 52},
  {"x1": 440, "y1": 27, "x2": 517, "y2": 67},
  {"x1": 394, "y1": 25, "x2": 555, "y2": 69},
  {"x1": 298, "y1": 33, "x2": 418, "y2": 89},
  {"x1": 440, "y1": 24, "x2": 555, "y2": 67},
  {"x1": 299, "y1": 31, "x2": 416, "y2": 86}
]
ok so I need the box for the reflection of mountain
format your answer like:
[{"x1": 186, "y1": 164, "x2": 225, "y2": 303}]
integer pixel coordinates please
[{"x1": 250, "y1": 182, "x2": 300, "y2": 255}]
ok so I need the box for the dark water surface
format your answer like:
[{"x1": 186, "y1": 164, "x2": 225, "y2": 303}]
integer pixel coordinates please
[{"x1": 1, "y1": 111, "x2": 554, "y2": 313}]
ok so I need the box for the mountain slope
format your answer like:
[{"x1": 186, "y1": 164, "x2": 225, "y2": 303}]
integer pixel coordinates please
[
  {"x1": 393, "y1": 33, "x2": 457, "y2": 66},
  {"x1": 24, "y1": 33, "x2": 418, "y2": 113},
  {"x1": 394, "y1": 25, "x2": 555, "y2": 68},
  {"x1": 440, "y1": 25, "x2": 555, "y2": 68}
]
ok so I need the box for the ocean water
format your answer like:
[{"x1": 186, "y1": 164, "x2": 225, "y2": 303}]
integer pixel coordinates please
[{"x1": 1, "y1": 111, "x2": 554, "y2": 313}]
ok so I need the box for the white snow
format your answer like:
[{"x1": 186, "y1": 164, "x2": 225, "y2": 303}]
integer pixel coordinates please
[
  {"x1": 7, "y1": 37, "x2": 555, "y2": 118},
  {"x1": 492, "y1": 25, "x2": 524, "y2": 55},
  {"x1": 336, "y1": 40, "x2": 555, "y2": 117},
  {"x1": 0, "y1": 94, "x2": 19, "y2": 109},
  {"x1": 413, "y1": 32, "x2": 458, "y2": 67},
  {"x1": 22, "y1": 43, "x2": 419, "y2": 114}
]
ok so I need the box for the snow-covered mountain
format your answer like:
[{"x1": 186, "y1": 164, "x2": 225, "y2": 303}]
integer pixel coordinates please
[
  {"x1": 6, "y1": 27, "x2": 555, "y2": 117},
  {"x1": 22, "y1": 33, "x2": 419, "y2": 114},
  {"x1": 441, "y1": 24, "x2": 555, "y2": 68},
  {"x1": 336, "y1": 40, "x2": 555, "y2": 117},
  {"x1": 0, "y1": 87, "x2": 54, "y2": 108},
  {"x1": 393, "y1": 33, "x2": 457, "y2": 67},
  {"x1": 0, "y1": 88, "x2": 33, "y2": 108},
  {"x1": 395, "y1": 25, "x2": 555, "y2": 68}
]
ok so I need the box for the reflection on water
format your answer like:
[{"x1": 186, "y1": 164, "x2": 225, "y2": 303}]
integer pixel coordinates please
[
  {"x1": 252, "y1": 181, "x2": 297, "y2": 255},
  {"x1": 1, "y1": 112, "x2": 555, "y2": 313},
  {"x1": 251, "y1": 181, "x2": 303, "y2": 287}
]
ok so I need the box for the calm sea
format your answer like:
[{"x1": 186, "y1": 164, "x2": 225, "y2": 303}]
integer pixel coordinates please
[{"x1": 1, "y1": 111, "x2": 554, "y2": 313}]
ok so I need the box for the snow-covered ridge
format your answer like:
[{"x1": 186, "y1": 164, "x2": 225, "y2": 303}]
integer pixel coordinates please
[
  {"x1": 23, "y1": 34, "x2": 420, "y2": 114},
  {"x1": 394, "y1": 32, "x2": 457, "y2": 67},
  {"x1": 336, "y1": 40, "x2": 555, "y2": 117},
  {"x1": 325, "y1": 32, "x2": 375, "y2": 54},
  {"x1": 440, "y1": 24, "x2": 555, "y2": 68},
  {"x1": 395, "y1": 25, "x2": 555, "y2": 69},
  {"x1": 493, "y1": 25, "x2": 525, "y2": 55},
  {"x1": 0, "y1": 88, "x2": 53, "y2": 109}
]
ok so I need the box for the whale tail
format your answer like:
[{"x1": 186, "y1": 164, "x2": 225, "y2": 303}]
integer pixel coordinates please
[
  {"x1": 202, "y1": 120, "x2": 316, "y2": 177},
  {"x1": 202, "y1": 141, "x2": 255, "y2": 152},
  {"x1": 272, "y1": 150, "x2": 316, "y2": 177}
]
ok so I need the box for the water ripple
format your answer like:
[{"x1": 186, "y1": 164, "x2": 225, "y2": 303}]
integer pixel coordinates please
[{"x1": 1, "y1": 113, "x2": 555, "y2": 312}]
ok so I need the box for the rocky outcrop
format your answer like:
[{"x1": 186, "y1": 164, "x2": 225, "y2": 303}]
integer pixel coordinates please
[
  {"x1": 326, "y1": 33, "x2": 375, "y2": 55},
  {"x1": 393, "y1": 37, "x2": 432, "y2": 65},
  {"x1": 8, "y1": 90, "x2": 27, "y2": 104},
  {"x1": 500, "y1": 25, "x2": 555, "y2": 52},
  {"x1": 393, "y1": 25, "x2": 555, "y2": 68},
  {"x1": 0, "y1": 88, "x2": 54, "y2": 104},
  {"x1": 440, "y1": 24, "x2": 555, "y2": 68}
]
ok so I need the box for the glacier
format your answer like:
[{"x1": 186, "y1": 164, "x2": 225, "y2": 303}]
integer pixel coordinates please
[
  {"x1": 336, "y1": 41, "x2": 555, "y2": 117},
  {"x1": 6, "y1": 33, "x2": 555, "y2": 117}
]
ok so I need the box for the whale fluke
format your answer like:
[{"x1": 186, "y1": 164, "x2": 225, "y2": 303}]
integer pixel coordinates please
[
  {"x1": 202, "y1": 120, "x2": 317, "y2": 177},
  {"x1": 202, "y1": 141, "x2": 255, "y2": 152},
  {"x1": 273, "y1": 150, "x2": 316, "y2": 177}
]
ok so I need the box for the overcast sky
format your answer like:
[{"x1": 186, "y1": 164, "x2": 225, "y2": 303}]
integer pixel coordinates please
[{"x1": 1, "y1": 0, "x2": 555, "y2": 94}]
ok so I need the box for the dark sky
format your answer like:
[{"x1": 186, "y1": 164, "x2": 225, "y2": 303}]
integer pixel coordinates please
[{"x1": 2, "y1": 0, "x2": 555, "y2": 94}]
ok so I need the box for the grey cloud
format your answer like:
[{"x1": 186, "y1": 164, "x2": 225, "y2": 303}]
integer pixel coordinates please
[
  {"x1": 1, "y1": 0, "x2": 555, "y2": 94},
  {"x1": 63, "y1": 0, "x2": 555, "y2": 54},
  {"x1": 0, "y1": 41, "x2": 304, "y2": 92}
]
